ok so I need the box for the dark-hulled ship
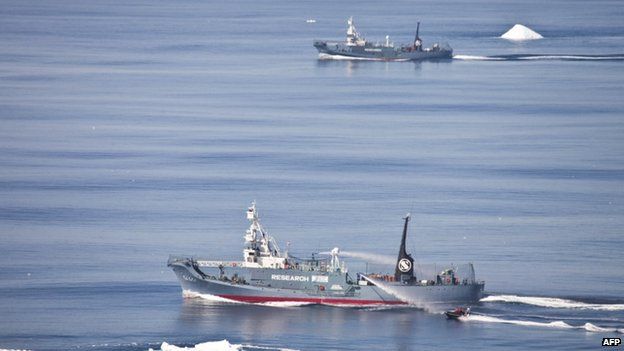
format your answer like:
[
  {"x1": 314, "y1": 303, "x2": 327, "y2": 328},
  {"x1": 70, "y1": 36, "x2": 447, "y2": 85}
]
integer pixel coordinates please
[
  {"x1": 313, "y1": 17, "x2": 452, "y2": 61},
  {"x1": 168, "y1": 202, "x2": 484, "y2": 307}
]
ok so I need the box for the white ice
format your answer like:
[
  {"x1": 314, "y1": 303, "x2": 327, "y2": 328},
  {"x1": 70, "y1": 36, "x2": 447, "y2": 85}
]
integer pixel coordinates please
[
  {"x1": 151, "y1": 340, "x2": 299, "y2": 351},
  {"x1": 501, "y1": 24, "x2": 543, "y2": 41},
  {"x1": 156, "y1": 340, "x2": 240, "y2": 351}
]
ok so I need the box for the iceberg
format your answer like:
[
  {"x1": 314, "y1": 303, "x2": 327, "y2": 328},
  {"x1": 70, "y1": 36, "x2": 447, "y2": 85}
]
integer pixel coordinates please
[{"x1": 501, "y1": 24, "x2": 543, "y2": 41}]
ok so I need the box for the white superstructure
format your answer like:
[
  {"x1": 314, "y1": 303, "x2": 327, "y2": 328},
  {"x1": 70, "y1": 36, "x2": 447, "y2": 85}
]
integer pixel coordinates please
[
  {"x1": 242, "y1": 202, "x2": 287, "y2": 269},
  {"x1": 346, "y1": 17, "x2": 366, "y2": 46},
  {"x1": 195, "y1": 202, "x2": 345, "y2": 272}
]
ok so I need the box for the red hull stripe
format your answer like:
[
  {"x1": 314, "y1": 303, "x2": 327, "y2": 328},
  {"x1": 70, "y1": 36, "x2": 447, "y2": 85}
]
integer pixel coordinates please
[{"x1": 218, "y1": 294, "x2": 407, "y2": 305}]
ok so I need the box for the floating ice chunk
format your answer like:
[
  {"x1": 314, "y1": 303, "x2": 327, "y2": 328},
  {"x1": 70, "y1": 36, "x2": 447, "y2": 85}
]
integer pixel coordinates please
[
  {"x1": 155, "y1": 340, "x2": 299, "y2": 351},
  {"x1": 159, "y1": 340, "x2": 241, "y2": 351},
  {"x1": 501, "y1": 24, "x2": 543, "y2": 41}
]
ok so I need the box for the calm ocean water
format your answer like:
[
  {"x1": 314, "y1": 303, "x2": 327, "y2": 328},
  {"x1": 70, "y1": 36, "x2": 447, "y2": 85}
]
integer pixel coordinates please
[{"x1": 1, "y1": 0, "x2": 623, "y2": 350}]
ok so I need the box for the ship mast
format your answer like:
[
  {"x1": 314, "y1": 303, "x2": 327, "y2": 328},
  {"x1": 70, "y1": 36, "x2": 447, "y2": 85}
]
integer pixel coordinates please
[
  {"x1": 413, "y1": 22, "x2": 422, "y2": 51},
  {"x1": 346, "y1": 16, "x2": 365, "y2": 46},
  {"x1": 243, "y1": 202, "x2": 286, "y2": 268}
]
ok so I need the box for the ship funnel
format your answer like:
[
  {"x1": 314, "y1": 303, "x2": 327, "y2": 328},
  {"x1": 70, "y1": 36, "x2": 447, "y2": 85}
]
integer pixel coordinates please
[{"x1": 394, "y1": 214, "x2": 415, "y2": 283}]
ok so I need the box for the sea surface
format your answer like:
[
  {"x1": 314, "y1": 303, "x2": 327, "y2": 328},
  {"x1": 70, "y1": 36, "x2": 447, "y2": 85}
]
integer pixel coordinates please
[{"x1": 1, "y1": 0, "x2": 623, "y2": 350}]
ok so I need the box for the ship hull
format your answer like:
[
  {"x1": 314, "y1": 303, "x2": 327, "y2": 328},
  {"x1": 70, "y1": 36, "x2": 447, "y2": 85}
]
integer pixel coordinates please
[
  {"x1": 314, "y1": 41, "x2": 452, "y2": 61},
  {"x1": 170, "y1": 259, "x2": 484, "y2": 307}
]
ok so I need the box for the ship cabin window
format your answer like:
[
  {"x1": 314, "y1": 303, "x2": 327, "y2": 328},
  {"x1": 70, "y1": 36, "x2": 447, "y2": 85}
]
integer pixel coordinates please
[
  {"x1": 247, "y1": 257, "x2": 253, "y2": 262},
  {"x1": 248, "y1": 252, "x2": 254, "y2": 256}
]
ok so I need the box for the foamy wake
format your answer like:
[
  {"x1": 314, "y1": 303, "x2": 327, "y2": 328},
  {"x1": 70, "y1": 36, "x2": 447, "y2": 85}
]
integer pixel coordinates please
[
  {"x1": 362, "y1": 305, "x2": 409, "y2": 312},
  {"x1": 454, "y1": 54, "x2": 624, "y2": 61},
  {"x1": 183, "y1": 290, "x2": 245, "y2": 304},
  {"x1": 258, "y1": 301, "x2": 315, "y2": 308},
  {"x1": 184, "y1": 290, "x2": 397, "y2": 308},
  {"x1": 453, "y1": 55, "x2": 505, "y2": 61},
  {"x1": 360, "y1": 275, "x2": 441, "y2": 312},
  {"x1": 318, "y1": 53, "x2": 410, "y2": 62},
  {"x1": 151, "y1": 340, "x2": 298, "y2": 351},
  {"x1": 519, "y1": 55, "x2": 624, "y2": 60},
  {"x1": 461, "y1": 314, "x2": 624, "y2": 333},
  {"x1": 481, "y1": 295, "x2": 624, "y2": 311},
  {"x1": 184, "y1": 290, "x2": 313, "y2": 308},
  {"x1": 0, "y1": 349, "x2": 32, "y2": 351}
]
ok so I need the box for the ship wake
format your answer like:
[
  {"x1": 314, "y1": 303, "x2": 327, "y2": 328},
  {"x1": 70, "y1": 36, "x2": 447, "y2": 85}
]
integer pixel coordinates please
[
  {"x1": 183, "y1": 290, "x2": 315, "y2": 308},
  {"x1": 460, "y1": 314, "x2": 624, "y2": 333},
  {"x1": 318, "y1": 53, "x2": 410, "y2": 62},
  {"x1": 183, "y1": 290, "x2": 245, "y2": 304},
  {"x1": 481, "y1": 294, "x2": 624, "y2": 311},
  {"x1": 453, "y1": 54, "x2": 624, "y2": 61}
]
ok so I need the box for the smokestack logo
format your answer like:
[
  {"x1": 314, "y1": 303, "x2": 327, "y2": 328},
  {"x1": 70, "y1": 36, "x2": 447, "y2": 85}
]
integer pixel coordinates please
[
  {"x1": 602, "y1": 338, "x2": 621, "y2": 347},
  {"x1": 398, "y1": 258, "x2": 412, "y2": 273}
]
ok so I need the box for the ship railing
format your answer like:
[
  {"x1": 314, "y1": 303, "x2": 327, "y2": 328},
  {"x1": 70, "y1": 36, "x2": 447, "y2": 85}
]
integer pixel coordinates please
[
  {"x1": 195, "y1": 260, "x2": 246, "y2": 268},
  {"x1": 167, "y1": 254, "x2": 189, "y2": 266},
  {"x1": 167, "y1": 255, "x2": 246, "y2": 268},
  {"x1": 287, "y1": 254, "x2": 332, "y2": 272}
]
